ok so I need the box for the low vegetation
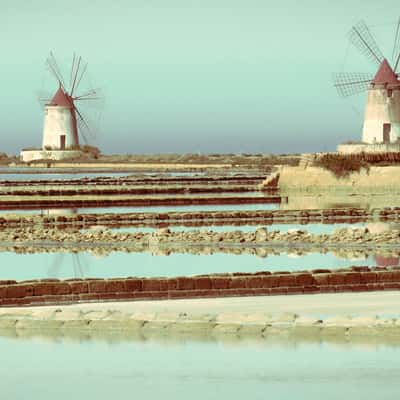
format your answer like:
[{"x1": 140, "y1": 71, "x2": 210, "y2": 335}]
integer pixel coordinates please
[
  {"x1": 89, "y1": 153, "x2": 300, "y2": 168},
  {"x1": 314, "y1": 153, "x2": 370, "y2": 178},
  {"x1": 341, "y1": 140, "x2": 365, "y2": 145},
  {"x1": 0, "y1": 152, "x2": 18, "y2": 165}
]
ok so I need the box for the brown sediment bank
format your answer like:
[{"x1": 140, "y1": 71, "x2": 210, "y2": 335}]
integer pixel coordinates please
[
  {"x1": 1, "y1": 242, "x2": 397, "y2": 260},
  {"x1": 1, "y1": 266, "x2": 400, "y2": 308},
  {"x1": 1, "y1": 207, "x2": 399, "y2": 229},
  {"x1": 0, "y1": 174, "x2": 268, "y2": 186},
  {"x1": 1, "y1": 225, "x2": 400, "y2": 250},
  {"x1": 0, "y1": 175, "x2": 276, "y2": 201},
  {"x1": 0, "y1": 185, "x2": 266, "y2": 197},
  {"x1": 0, "y1": 195, "x2": 284, "y2": 210}
]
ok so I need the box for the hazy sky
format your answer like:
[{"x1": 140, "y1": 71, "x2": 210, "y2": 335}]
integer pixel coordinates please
[{"x1": 1, "y1": 0, "x2": 400, "y2": 155}]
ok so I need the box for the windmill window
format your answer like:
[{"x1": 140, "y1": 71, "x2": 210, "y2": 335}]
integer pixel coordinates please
[{"x1": 388, "y1": 89, "x2": 393, "y2": 97}]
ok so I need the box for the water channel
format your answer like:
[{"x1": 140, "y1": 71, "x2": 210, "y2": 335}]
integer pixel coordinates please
[
  {"x1": 0, "y1": 250, "x2": 387, "y2": 281},
  {"x1": 1, "y1": 335, "x2": 399, "y2": 400}
]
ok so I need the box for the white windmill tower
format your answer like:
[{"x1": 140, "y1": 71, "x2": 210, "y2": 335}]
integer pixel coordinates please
[
  {"x1": 42, "y1": 83, "x2": 79, "y2": 150},
  {"x1": 334, "y1": 20, "x2": 400, "y2": 150},
  {"x1": 21, "y1": 52, "x2": 103, "y2": 162}
]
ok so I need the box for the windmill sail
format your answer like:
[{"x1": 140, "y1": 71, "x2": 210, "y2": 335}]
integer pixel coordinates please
[
  {"x1": 333, "y1": 72, "x2": 373, "y2": 97},
  {"x1": 348, "y1": 20, "x2": 384, "y2": 66},
  {"x1": 392, "y1": 17, "x2": 400, "y2": 72}
]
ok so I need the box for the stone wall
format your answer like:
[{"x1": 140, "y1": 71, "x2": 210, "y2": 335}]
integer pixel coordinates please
[
  {"x1": 2, "y1": 306, "x2": 400, "y2": 340},
  {"x1": 2, "y1": 207, "x2": 398, "y2": 230},
  {"x1": 337, "y1": 143, "x2": 400, "y2": 154},
  {"x1": 1, "y1": 267, "x2": 400, "y2": 307},
  {"x1": 20, "y1": 150, "x2": 83, "y2": 162},
  {"x1": 279, "y1": 165, "x2": 400, "y2": 193}
]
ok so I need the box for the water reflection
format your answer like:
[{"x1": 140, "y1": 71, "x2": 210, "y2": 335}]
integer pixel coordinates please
[
  {"x1": 282, "y1": 194, "x2": 400, "y2": 210},
  {"x1": 0, "y1": 168, "x2": 206, "y2": 180},
  {"x1": 0, "y1": 335, "x2": 399, "y2": 400},
  {"x1": 0, "y1": 170, "x2": 133, "y2": 181},
  {"x1": 2, "y1": 327, "x2": 400, "y2": 347},
  {"x1": 47, "y1": 253, "x2": 89, "y2": 279},
  {"x1": 0, "y1": 251, "x2": 380, "y2": 281},
  {"x1": 0, "y1": 203, "x2": 280, "y2": 215},
  {"x1": 109, "y1": 222, "x2": 367, "y2": 235},
  {"x1": 374, "y1": 255, "x2": 400, "y2": 267},
  {"x1": 41, "y1": 208, "x2": 78, "y2": 216}
]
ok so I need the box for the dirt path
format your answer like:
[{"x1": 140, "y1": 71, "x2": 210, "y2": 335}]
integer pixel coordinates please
[{"x1": 13, "y1": 291, "x2": 400, "y2": 317}]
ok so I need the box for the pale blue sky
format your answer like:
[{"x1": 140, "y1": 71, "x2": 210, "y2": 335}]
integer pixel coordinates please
[{"x1": 1, "y1": 0, "x2": 399, "y2": 154}]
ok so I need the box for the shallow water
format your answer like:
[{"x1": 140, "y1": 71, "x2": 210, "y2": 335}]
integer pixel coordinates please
[
  {"x1": 0, "y1": 171, "x2": 132, "y2": 181},
  {"x1": 0, "y1": 203, "x2": 280, "y2": 215},
  {"x1": 0, "y1": 250, "x2": 379, "y2": 281},
  {"x1": 110, "y1": 222, "x2": 367, "y2": 235},
  {"x1": 1, "y1": 335, "x2": 399, "y2": 400},
  {"x1": 0, "y1": 169, "x2": 206, "y2": 180}
]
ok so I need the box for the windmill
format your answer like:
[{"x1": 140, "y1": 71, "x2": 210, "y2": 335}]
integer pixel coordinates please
[
  {"x1": 334, "y1": 19, "x2": 400, "y2": 144},
  {"x1": 39, "y1": 52, "x2": 103, "y2": 150}
]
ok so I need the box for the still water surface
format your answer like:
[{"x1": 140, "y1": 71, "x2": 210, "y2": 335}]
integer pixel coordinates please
[
  {"x1": 0, "y1": 171, "x2": 132, "y2": 180},
  {"x1": 0, "y1": 251, "x2": 379, "y2": 281},
  {"x1": 110, "y1": 222, "x2": 366, "y2": 234},
  {"x1": 1, "y1": 335, "x2": 399, "y2": 400},
  {"x1": 0, "y1": 170, "x2": 208, "y2": 181},
  {"x1": 0, "y1": 203, "x2": 279, "y2": 215}
]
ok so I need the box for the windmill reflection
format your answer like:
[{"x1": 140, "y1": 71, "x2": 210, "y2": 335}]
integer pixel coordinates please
[
  {"x1": 375, "y1": 255, "x2": 399, "y2": 267},
  {"x1": 47, "y1": 252, "x2": 90, "y2": 279},
  {"x1": 40, "y1": 208, "x2": 78, "y2": 216}
]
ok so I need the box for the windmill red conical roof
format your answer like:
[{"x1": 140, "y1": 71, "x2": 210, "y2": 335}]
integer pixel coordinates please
[
  {"x1": 373, "y1": 59, "x2": 399, "y2": 84},
  {"x1": 50, "y1": 86, "x2": 72, "y2": 107}
]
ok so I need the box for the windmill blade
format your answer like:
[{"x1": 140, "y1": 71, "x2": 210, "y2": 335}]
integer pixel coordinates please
[
  {"x1": 77, "y1": 108, "x2": 100, "y2": 140},
  {"x1": 392, "y1": 17, "x2": 400, "y2": 65},
  {"x1": 394, "y1": 53, "x2": 400, "y2": 73},
  {"x1": 70, "y1": 56, "x2": 82, "y2": 96},
  {"x1": 47, "y1": 253, "x2": 65, "y2": 278},
  {"x1": 348, "y1": 20, "x2": 384, "y2": 66},
  {"x1": 49, "y1": 51, "x2": 67, "y2": 89},
  {"x1": 74, "y1": 105, "x2": 95, "y2": 144},
  {"x1": 74, "y1": 88, "x2": 104, "y2": 142},
  {"x1": 36, "y1": 90, "x2": 52, "y2": 109},
  {"x1": 392, "y1": 17, "x2": 400, "y2": 72},
  {"x1": 74, "y1": 62, "x2": 88, "y2": 95},
  {"x1": 74, "y1": 88, "x2": 105, "y2": 114},
  {"x1": 333, "y1": 72, "x2": 373, "y2": 97},
  {"x1": 74, "y1": 88, "x2": 102, "y2": 100},
  {"x1": 69, "y1": 53, "x2": 76, "y2": 92},
  {"x1": 72, "y1": 253, "x2": 84, "y2": 279},
  {"x1": 46, "y1": 53, "x2": 66, "y2": 89},
  {"x1": 46, "y1": 58, "x2": 64, "y2": 88}
]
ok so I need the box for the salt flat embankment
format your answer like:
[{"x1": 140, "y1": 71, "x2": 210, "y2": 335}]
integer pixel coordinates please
[
  {"x1": 279, "y1": 165, "x2": 400, "y2": 193},
  {"x1": 1, "y1": 292, "x2": 400, "y2": 340}
]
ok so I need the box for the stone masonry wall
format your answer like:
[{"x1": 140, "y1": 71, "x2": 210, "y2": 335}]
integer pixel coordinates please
[
  {"x1": 337, "y1": 143, "x2": 400, "y2": 154},
  {"x1": 1, "y1": 266, "x2": 400, "y2": 307},
  {"x1": 279, "y1": 166, "x2": 400, "y2": 192}
]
